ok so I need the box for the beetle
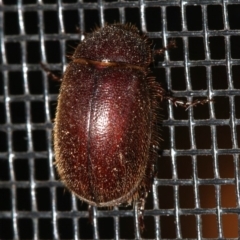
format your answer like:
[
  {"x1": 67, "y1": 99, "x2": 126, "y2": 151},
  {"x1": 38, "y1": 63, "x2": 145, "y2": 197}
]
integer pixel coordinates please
[
  {"x1": 43, "y1": 23, "x2": 210, "y2": 231},
  {"x1": 54, "y1": 23, "x2": 160, "y2": 210}
]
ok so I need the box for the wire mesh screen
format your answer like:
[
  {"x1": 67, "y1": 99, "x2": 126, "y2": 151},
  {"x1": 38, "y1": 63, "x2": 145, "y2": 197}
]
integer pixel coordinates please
[{"x1": 0, "y1": 0, "x2": 240, "y2": 239}]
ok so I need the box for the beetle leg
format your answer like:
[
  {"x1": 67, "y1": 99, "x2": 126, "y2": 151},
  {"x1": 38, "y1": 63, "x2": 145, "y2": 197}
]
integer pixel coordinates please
[
  {"x1": 158, "y1": 88, "x2": 213, "y2": 109},
  {"x1": 164, "y1": 95, "x2": 213, "y2": 110},
  {"x1": 134, "y1": 190, "x2": 148, "y2": 233},
  {"x1": 138, "y1": 197, "x2": 146, "y2": 232},
  {"x1": 154, "y1": 39, "x2": 177, "y2": 56},
  {"x1": 40, "y1": 62, "x2": 62, "y2": 82},
  {"x1": 134, "y1": 202, "x2": 144, "y2": 234},
  {"x1": 88, "y1": 205, "x2": 93, "y2": 224}
]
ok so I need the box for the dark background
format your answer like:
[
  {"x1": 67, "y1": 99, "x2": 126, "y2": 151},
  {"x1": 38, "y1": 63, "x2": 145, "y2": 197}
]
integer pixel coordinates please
[{"x1": 0, "y1": 0, "x2": 240, "y2": 239}]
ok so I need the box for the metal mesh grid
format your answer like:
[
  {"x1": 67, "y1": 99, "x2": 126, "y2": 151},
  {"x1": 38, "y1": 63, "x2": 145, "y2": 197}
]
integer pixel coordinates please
[{"x1": 0, "y1": 0, "x2": 240, "y2": 239}]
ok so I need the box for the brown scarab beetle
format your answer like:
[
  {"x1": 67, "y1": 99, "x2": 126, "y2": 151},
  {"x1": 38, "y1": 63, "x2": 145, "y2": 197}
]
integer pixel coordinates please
[
  {"x1": 53, "y1": 23, "x2": 209, "y2": 230},
  {"x1": 55, "y1": 23, "x2": 161, "y2": 207}
]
